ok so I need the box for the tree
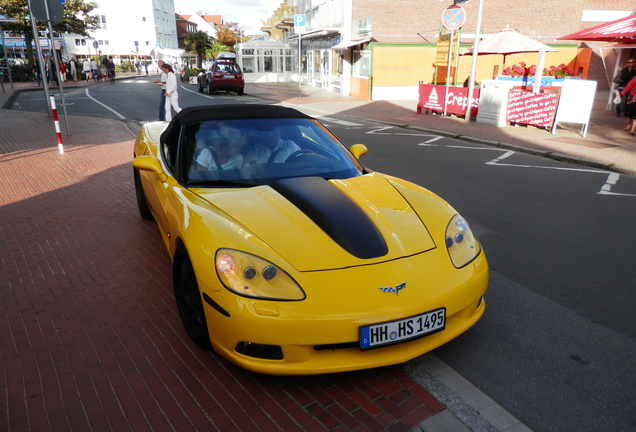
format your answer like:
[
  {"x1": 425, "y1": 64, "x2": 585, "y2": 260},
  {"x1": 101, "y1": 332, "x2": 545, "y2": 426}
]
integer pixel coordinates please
[
  {"x1": 214, "y1": 24, "x2": 239, "y2": 47},
  {"x1": 208, "y1": 41, "x2": 232, "y2": 60},
  {"x1": 184, "y1": 30, "x2": 213, "y2": 68},
  {"x1": 0, "y1": 0, "x2": 99, "y2": 65}
]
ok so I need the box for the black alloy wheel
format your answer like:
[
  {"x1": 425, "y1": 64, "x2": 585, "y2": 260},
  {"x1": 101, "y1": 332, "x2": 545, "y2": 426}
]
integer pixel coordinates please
[{"x1": 174, "y1": 247, "x2": 211, "y2": 348}]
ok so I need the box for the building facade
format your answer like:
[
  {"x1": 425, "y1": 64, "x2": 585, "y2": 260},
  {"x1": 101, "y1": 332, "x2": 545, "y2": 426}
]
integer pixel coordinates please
[
  {"x1": 254, "y1": 0, "x2": 635, "y2": 99},
  {"x1": 62, "y1": 0, "x2": 181, "y2": 64}
]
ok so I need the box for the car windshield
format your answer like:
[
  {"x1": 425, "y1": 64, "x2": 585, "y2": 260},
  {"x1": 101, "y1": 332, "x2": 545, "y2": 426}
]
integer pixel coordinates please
[
  {"x1": 182, "y1": 118, "x2": 363, "y2": 187},
  {"x1": 214, "y1": 63, "x2": 241, "y2": 73}
]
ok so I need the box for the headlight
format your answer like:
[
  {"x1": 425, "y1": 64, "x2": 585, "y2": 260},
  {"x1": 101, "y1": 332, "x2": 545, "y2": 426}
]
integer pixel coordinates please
[
  {"x1": 215, "y1": 249, "x2": 305, "y2": 301},
  {"x1": 445, "y1": 215, "x2": 481, "y2": 268}
]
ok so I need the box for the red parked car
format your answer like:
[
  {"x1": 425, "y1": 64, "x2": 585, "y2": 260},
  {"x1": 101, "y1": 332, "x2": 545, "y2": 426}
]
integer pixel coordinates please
[{"x1": 197, "y1": 52, "x2": 244, "y2": 96}]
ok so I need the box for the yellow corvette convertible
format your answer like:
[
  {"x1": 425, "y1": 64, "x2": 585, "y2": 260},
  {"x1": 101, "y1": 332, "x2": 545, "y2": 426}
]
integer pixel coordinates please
[{"x1": 132, "y1": 105, "x2": 488, "y2": 375}]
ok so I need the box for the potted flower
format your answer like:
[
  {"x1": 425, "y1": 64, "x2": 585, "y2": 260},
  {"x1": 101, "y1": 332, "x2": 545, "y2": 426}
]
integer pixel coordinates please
[{"x1": 499, "y1": 62, "x2": 576, "y2": 87}]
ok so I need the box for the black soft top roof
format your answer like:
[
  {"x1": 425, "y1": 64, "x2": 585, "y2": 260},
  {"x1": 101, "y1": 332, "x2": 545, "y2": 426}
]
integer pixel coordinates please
[{"x1": 160, "y1": 105, "x2": 312, "y2": 145}]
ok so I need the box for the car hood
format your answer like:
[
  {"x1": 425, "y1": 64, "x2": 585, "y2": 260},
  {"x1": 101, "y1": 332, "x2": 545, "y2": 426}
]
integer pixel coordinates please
[{"x1": 196, "y1": 173, "x2": 437, "y2": 272}]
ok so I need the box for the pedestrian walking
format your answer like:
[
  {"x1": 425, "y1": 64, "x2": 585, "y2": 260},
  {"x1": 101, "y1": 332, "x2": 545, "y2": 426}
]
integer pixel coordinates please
[
  {"x1": 613, "y1": 58, "x2": 636, "y2": 117},
  {"x1": 59, "y1": 62, "x2": 67, "y2": 82},
  {"x1": 620, "y1": 75, "x2": 636, "y2": 135},
  {"x1": 90, "y1": 58, "x2": 100, "y2": 82},
  {"x1": 48, "y1": 55, "x2": 58, "y2": 86},
  {"x1": 153, "y1": 60, "x2": 167, "y2": 121},
  {"x1": 69, "y1": 57, "x2": 78, "y2": 81},
  {"x1": 162, "y1": 63, "x2": 182, "y2": 121},
  {"x1": 82, "y1": 58, "x2": 91, "y2": 81},
  {"x1": 33, "y1": 56, "x2": 41, "y2": 87}
]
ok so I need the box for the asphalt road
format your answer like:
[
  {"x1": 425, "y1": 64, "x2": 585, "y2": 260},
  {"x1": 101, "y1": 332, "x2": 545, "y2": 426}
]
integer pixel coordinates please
[
  {"x1": 11, "y1": 77, "x2": 636, "y2": 432},
  {"x1": 330, "y1": 123, "x2": 636, "y2": 432}
]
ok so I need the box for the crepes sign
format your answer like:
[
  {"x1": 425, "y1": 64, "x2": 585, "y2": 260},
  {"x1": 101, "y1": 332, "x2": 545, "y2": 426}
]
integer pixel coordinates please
[{"x1": 417, "y1": 84, "x2": 480, "y2": 117}]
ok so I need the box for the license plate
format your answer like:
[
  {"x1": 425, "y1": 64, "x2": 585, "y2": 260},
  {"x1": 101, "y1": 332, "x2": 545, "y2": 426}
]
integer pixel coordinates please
[
  {"x1": 223, "y1": 74, "x2": 234, "y2": 79},
  {"x1": 360, "y1": 308, "x2": 445, "y2": 349}
]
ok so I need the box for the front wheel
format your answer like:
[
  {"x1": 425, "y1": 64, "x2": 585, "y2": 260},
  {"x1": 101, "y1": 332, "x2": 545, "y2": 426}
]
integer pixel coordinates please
[
  {"x1": 207, "y1": 81, "x2": 214, "y2": 95},
  {"x1": 174, "y1": 248, "x2": 211, "y2": 348}
]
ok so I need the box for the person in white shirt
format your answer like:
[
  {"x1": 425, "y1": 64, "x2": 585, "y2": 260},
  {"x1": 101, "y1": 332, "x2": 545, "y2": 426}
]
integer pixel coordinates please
[
  {"x1": 82, "y1": 59, "x2": 91, "y2": 81},
  {"x1": 244, "y1": 127, "x2": 300, "y2": 165},
  {"x1": 195, "y1": 139, "x2": 244, "y2": 171},
  {"x1": 89, "y1": 58, "x2": 99, "y2": 81},
  {"x1": 161, "y1": 63, "x2": 182, "y2": 121}
]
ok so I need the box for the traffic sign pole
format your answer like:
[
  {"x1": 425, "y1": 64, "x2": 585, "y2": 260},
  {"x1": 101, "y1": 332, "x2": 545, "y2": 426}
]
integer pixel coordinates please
[
  {"x1": 441, "y1": 5, "x2": 465, "y2": 116},
  {"x1": 28, "y1": 0, "x2": 53, "y2": 113},
  {"x1": 465, "y1": 0, "x2": 484, "y2": 122},
  {"x1": 294, "y1": 14, "x2": 306, "y2": 94},
  {"x1": 42, "y1": 0, "x2": 70, "y2": 137}
]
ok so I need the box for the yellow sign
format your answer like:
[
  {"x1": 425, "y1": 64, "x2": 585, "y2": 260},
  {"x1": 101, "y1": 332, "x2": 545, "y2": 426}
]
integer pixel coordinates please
[{"x1": 435, "y1": 33, "x2": 460, "y2": 67}]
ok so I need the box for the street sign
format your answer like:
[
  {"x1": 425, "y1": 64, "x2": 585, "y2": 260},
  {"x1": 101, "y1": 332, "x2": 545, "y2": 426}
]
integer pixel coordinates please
[
  {"x1": 441, "y1": 5, "x2": 466, "y2": 31},
  {"x1": 294, "y1": 14, "x2": 306, "y2": 34},
  {"x1": 29, "y1": 0, "x2": 64, "y2": 25}
]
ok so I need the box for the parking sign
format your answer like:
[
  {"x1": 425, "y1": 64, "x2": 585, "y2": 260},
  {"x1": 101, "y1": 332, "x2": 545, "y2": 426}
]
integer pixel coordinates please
[{"x1": 294, "y1": 14, "x2": 306, "y2": 34}]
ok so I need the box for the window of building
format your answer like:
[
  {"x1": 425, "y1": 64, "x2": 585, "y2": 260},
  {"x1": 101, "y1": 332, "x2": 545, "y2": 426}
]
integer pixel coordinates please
[
  {"x1": 75, "y1": 39, "x2": 81, "y2": 46},
  {"x1": 241, "y1": 48, "x2": 254, "y2": 73},
  {"x1": 352, "y1": 50, "x2": 370, "y2": 78}
]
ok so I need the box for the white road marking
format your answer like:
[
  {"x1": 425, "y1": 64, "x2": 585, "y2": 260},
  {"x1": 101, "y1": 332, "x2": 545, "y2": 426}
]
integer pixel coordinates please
[
  {"x1": 317, "y1": 116, "x2": 362, "y2": 126},
  {"x1": 85, "y1": 88, "x2": 126, "y2": 120},
  {"x1": 417, "y1": 136, "x2": 634, "y2": 197},
  {"x1": 598, "y1": 173, "x2": 636, "y2": 196}
]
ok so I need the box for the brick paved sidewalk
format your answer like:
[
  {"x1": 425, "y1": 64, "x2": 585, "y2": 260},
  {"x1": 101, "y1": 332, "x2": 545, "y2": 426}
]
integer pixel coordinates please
[{"x1": 0, "y1": 88, "x2": 446, "y2": 430}]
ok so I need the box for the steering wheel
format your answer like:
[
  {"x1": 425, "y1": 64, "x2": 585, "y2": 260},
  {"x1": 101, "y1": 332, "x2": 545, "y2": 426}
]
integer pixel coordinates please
[{"x1": 285, "y1": 149, "x2": 316, "y2": 162}]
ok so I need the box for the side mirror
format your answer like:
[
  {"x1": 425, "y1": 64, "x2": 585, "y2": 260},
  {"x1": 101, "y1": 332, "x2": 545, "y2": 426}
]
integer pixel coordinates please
[
  {"x1": 133, "y1": 155, "x2": 167, "y2": 182},
  {"x1": 350, "y1": 143, "x2": 368, "y2": 160}
]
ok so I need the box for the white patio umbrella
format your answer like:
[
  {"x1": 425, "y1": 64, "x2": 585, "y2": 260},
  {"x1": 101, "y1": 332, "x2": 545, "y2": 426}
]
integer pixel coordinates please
[{"x1": 461, "y1": 25, "x2": 557, "y2": 68}]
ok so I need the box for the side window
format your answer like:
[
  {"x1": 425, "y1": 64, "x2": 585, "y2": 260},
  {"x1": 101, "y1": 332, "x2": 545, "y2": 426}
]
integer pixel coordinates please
[{"x1": 160, "y1": 125, "x2": 182, "y2": 174}]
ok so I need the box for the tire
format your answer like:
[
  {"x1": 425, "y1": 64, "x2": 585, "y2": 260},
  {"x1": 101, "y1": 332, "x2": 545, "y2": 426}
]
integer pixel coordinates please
[
  {"x1": 236, "y1": 88, "x2": 244, "y2": 96},
  {"x1": 207, "y1": 81, "x2": 214, "y2": 95},
  {"x1": 198, "y1": 80, "x2": 204, "y2": 93},
  {"x1": 174, "y1": 247, "x2": 211, "y2": 348},
  {"x1": 133, "y1": 168, "x2": 153, "y2": 220}
]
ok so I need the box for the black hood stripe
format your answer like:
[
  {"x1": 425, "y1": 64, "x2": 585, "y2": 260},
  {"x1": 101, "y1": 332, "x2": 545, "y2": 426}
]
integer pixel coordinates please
[{"x1": 271, "y1": 177, "x2": 388, "y2": 259}]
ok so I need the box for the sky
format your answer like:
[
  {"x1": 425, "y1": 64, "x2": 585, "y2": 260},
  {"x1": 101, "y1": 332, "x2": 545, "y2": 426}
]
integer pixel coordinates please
[{"x1": 173, "y1": 0, "x2": 282, "y2": 35}]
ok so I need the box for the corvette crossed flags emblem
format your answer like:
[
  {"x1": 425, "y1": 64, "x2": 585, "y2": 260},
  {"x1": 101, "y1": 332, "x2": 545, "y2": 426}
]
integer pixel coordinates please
[{"x1": 378, "y1": 282, "x2": 406, "y2": 295}]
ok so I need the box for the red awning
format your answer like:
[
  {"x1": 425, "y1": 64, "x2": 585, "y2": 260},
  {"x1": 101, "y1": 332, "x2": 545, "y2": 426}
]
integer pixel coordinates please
[{"x1": 558, "y1": 14, "x2": 636, "y2": 43}]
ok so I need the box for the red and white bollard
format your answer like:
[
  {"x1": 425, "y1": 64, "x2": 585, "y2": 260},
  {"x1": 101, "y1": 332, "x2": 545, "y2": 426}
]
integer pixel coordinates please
[{"x1": 50, "y1": 95, "x2": 64, "y2": 154}]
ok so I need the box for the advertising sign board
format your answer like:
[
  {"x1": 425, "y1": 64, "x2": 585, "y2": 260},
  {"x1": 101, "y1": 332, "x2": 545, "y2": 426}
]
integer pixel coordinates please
[
  {"x1": 417, "y1": 84, "x2": 480, "y2": 117},
  {"x1": 506, "y1": 91, "x2": 558, "y2": 129}
]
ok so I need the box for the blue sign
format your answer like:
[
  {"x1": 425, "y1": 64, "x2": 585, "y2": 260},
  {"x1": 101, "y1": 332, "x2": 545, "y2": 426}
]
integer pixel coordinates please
[{"x1": 294, "y1": 14, "x2": 306, "y2": 27}]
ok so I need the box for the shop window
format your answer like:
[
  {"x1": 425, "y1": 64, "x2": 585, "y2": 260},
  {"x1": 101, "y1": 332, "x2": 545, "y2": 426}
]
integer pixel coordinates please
[{"x1": 352, "y1": 50, "x2": 370, "y2": 78}]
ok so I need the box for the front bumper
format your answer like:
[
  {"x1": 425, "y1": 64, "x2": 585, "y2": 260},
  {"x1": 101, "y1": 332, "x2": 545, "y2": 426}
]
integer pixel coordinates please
[{"x1": 198, "y1": 249, "x2": 488, "y2": 375}]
